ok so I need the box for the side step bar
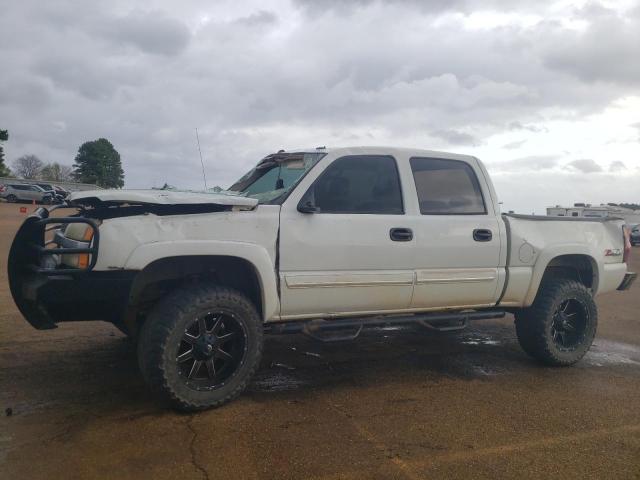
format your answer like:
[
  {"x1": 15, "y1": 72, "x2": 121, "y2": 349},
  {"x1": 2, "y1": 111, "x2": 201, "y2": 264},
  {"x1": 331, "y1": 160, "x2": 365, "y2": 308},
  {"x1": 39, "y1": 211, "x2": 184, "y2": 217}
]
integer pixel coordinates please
[{"x1": 265, "y1": 310, "x2": 506, "y2": 342}]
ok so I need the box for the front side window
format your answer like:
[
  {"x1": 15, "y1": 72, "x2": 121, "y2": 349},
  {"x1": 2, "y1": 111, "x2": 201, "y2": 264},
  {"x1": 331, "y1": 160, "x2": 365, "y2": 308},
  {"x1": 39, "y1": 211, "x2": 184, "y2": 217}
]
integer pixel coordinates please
[
  {"x1": 301, "y1": 155, "x2": 403, "y2": 214},
  {"x1": 410, "y1": 157, "x2": 486, "y2": 215}
]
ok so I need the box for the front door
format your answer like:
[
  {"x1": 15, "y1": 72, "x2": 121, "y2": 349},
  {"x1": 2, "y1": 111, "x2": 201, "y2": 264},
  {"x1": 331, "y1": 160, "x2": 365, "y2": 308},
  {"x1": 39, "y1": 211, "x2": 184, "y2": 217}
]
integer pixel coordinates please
[{"x1": 279, "y1": 154, "x2": 415, "y2": 319}]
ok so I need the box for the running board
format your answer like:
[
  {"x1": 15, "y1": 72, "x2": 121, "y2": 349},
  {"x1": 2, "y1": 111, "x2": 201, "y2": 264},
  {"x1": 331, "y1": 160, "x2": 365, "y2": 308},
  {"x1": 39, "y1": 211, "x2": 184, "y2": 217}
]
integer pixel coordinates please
[{"x1": 265, "y1": 310, "x2": 505, "y2": 342}]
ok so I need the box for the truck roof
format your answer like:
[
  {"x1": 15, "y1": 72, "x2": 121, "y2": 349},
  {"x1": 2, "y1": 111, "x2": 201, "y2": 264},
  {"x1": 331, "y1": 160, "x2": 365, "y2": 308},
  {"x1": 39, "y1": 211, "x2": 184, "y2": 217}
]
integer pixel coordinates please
[{"x1": 284, "y1": 146, "x2": 476, "y2": 162}]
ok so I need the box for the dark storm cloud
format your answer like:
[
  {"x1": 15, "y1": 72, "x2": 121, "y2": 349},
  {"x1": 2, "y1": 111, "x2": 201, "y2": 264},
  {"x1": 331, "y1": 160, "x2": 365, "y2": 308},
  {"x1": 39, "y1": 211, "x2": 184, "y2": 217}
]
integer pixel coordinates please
[
  {"x1": 100, "y1": 11, "x2": 191, "y2": 56},
  {"x1": 491, "y1": 155, "x2": 560, "y2": 173},
  {"x1": 609, "y1": 161, "x2": 626, "y2": 173},
  {"x1": 292, "y1": 0, "x2": 555, "y2": 16},
  {"x1": 233, "y1": 10, "x2": 278, "y2": 26},
  {"x1": 502, "y1": 139, "x2": 526, "y2": 150},
  {"x1": 33, "y1": 54, "x2": 146, "y2": 100},
  {"x1": 508, "y1": 122, "x2": 549, "y2": 133},
  {"x1": 565, "y1": 158, "x2": 603, "y2": 173},
  {"x1": 542, "y1": 5, "x2": 640, "y2": 85},
  {"x1": 431, "y1": 129, "x2": 481, "y2": 147},
  {"x1": 0, "y1": 0, "x2": 638, "y2": 197}
]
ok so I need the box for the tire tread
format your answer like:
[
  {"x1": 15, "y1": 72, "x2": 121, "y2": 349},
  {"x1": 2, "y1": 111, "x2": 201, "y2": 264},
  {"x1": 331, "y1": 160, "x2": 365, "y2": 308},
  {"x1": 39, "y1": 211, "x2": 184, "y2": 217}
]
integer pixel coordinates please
[
  {"x1": 514, "y1": 278, "x2": 597, "y2": 366},
  {"x1": 138, "y1": 285, "x2": 263, "y2": 411}
]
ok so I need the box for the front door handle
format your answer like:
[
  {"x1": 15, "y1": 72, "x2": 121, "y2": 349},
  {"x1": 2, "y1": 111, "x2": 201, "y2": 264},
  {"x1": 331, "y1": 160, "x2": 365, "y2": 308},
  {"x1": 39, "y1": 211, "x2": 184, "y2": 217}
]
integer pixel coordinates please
[
  {"x1": 473, "y1": 229, "x2": 492, "y2": 242},
  {"x1": 390, "y1": 228, "x2": 413, "y2": 242}
]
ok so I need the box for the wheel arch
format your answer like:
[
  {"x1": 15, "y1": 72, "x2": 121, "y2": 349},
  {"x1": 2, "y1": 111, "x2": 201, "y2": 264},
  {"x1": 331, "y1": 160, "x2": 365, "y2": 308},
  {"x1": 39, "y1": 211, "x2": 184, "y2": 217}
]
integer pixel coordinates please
[
  {"x1": 525, "y1": 249, "x2": 600, "y2": 306},
  {"x1": 122, "y1": 241, "x2": 279, "y2": 335}
]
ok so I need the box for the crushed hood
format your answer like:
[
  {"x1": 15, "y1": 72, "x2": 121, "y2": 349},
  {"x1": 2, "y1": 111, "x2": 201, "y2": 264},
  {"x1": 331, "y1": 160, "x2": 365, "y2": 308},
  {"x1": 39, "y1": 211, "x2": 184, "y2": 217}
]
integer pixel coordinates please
[{"x1": 67, "y1": 189, "x2": 258, "y2": 208}]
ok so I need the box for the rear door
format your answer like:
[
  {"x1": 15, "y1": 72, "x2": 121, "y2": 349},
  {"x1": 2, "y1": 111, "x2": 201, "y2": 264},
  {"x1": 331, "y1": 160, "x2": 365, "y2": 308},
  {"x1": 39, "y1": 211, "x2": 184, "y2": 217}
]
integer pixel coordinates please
[
  {"x1": 27, "y1": 186, "x2": 42, "y2": 201},
  {"x1": 405, "y1": 156, "x2": 502, "y2": 309},
  {"x1": 278, "y1": 154, "x2": 415, "y2": 319}
]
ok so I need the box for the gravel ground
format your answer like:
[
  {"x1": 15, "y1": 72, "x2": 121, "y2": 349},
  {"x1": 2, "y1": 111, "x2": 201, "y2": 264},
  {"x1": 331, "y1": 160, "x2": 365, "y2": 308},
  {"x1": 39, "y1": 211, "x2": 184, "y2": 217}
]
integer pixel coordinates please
[{"x1": 1, "y1": 202, "x2": 639, "y2": 479}]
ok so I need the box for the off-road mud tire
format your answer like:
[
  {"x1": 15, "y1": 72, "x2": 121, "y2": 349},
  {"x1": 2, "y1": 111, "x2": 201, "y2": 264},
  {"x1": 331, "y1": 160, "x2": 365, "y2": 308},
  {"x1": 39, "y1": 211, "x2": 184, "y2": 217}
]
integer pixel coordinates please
[
  {"x1": 138, "y1": 285, "x2": 263, "y2": 411},
  {"x1": 514, "y1": 278, "x2": 597, "y2": 366}
]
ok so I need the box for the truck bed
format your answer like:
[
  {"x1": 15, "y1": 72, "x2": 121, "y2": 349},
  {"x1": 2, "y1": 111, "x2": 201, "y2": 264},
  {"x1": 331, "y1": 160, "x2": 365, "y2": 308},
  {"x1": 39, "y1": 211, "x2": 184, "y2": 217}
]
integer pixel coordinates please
[{"x1": 499, "y1": 213, "x2": 628, "y2": 307}]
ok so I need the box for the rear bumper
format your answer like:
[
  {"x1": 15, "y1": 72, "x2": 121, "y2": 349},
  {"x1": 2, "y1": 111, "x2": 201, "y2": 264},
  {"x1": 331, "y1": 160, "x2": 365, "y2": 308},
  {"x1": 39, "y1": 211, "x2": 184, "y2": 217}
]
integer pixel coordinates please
[{"x1": 617, "y1": 272, "x2": 637, "y2": 291}]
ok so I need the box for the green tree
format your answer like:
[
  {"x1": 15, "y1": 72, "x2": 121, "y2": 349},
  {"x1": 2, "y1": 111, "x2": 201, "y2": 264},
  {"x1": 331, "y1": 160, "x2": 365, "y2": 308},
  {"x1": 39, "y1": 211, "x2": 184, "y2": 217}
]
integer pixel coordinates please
[
  {"x1": 72, "y1": 138, "x2": 124, "y2": 188},
  {"x1": 0, "y1": 129, "x2": 10, "y2": 176}
]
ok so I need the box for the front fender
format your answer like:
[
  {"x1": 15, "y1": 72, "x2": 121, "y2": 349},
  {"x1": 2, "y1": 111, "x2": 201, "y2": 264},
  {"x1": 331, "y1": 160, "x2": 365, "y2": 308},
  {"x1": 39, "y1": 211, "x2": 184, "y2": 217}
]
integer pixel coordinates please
[
  {"x1": 125, "y1": 240, "x2": 279, "y2": 321},
  {"x1": 524, "y1": 244, "x2": 600, "y2": 306}
]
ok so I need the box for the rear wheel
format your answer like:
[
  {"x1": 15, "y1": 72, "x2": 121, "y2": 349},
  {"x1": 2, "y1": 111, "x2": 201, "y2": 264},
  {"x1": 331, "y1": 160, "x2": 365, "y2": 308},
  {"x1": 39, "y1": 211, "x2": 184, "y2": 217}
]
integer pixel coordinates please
[
  {"x1": 6, "y1": 194, "x2": 17, "y2": 203},
  {"x1": 138, "y1": 285, "x2": 263, "y2": 411},
  {"x1": 514, "y1": 278, "x2": 597, "y2": 366}
]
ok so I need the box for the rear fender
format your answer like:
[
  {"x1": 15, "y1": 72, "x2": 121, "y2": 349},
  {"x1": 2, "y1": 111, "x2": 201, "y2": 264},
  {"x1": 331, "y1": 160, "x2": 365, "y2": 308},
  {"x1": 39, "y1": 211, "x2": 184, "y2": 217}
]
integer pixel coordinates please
[{"x1": 524, "y1": 245, "x2": 600, "y2": 306}]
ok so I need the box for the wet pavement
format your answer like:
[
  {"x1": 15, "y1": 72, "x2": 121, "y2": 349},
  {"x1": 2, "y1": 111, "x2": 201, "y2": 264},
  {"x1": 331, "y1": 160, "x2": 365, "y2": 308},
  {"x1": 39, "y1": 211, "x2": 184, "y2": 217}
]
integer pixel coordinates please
[{"x1": 1, "y1": 202, "x2": 639, "y2": 479}]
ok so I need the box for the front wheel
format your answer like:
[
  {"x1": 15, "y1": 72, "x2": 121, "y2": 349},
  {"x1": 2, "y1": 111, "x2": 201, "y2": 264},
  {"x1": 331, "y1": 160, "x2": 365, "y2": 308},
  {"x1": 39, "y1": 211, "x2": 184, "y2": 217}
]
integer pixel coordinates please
[
  {"x1": 514, "y1": 278, "x2": 597, "y2": 366},
  {"x1": 138, "y1": 285, "x2": 263, "y2": 411},
  {"x1": 6, "y1": 194, "x2": 17, "y2": 203}
]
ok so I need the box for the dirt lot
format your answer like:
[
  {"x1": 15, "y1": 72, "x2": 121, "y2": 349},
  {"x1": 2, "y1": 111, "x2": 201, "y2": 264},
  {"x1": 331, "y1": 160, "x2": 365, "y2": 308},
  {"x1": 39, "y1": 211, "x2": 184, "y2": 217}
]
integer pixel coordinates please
[{"x1": 1, "y1": 201, "x2": 639, "y2": 479}]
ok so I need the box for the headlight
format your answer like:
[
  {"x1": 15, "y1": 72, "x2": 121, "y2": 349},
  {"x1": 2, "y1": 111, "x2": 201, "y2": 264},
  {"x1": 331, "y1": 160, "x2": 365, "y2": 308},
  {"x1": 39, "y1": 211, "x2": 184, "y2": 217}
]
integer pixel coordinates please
[{"x1": 59, "y1": 222, "x2": 100, "y2": 268}]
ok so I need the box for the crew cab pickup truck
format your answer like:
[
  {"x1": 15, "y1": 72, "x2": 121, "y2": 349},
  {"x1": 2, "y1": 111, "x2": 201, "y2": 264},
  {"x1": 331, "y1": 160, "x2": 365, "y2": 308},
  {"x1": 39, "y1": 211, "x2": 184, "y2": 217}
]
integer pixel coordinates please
[{"x1": 8, "y1": 147, "x2": 636, "y2": 410}]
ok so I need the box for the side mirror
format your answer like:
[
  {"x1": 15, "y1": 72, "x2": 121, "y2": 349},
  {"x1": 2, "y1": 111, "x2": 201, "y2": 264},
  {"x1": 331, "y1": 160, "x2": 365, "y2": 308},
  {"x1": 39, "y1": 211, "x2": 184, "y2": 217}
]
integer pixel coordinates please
[{"x1": 297, "y1": 200, "x2": 318, "y2": 214}]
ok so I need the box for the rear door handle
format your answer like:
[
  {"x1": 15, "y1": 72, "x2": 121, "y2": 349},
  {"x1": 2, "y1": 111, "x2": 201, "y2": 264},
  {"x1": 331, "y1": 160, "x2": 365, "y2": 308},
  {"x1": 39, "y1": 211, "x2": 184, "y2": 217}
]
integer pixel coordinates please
[
  {"x1": 473, "y1": 229, "x2": 492, "y2": 242},
  {"x1": 390, "y1": 228, "x2": 413, "y2": 242}
]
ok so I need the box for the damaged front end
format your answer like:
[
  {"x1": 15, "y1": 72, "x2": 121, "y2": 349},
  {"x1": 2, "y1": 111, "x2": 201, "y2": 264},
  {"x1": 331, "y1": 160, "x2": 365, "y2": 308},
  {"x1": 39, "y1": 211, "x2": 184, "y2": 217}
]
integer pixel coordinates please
[{"x1": 8, "y1": 205, "x2": 132, "y2": 330}]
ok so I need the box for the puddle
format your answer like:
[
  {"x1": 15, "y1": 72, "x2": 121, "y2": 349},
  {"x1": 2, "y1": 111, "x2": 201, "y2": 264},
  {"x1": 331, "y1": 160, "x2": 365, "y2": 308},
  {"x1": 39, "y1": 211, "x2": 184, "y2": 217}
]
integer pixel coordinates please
[
  {"x1": 585, "y1": 340, "x2": 640, "y2": 367},
  {"x1": 0, "y1": 399, "x2": 61, "y2": 416},
  {"x1": 471, "y1": 364, "x2": 501, "y2": 376},
  {"x1": 302, "y1": 351, "x2": 322, "y2": 358},
  {"x1": 270, "y1": 362, "x2": 296, "y2": 370},
  {"x1": 249, "y1": 371, "x2": 309, "y2": 392},
  {"x1": 459, "y1": 333, "x2": 501, "y2": 346},
  {"x1": 378, "y1": 326, "x2": 407, "y2": 332}
]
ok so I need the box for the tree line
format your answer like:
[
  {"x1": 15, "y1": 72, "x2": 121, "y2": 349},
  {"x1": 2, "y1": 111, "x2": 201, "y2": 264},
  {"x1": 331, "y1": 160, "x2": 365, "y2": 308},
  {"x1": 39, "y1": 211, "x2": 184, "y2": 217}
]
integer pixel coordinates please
[{"x1": 0, "y1": 130, "x2": 124, "y2": 188}]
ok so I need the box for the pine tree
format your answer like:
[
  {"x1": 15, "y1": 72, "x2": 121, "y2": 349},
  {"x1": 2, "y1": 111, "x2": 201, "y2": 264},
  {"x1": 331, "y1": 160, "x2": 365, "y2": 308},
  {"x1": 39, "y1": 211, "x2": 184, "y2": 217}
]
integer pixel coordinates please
[
  {"x1": 72, "y1": 138, "x2": 124, "y2": 188},
  {"x1": 0, "y1": 129, "x2": 10, "y2": 176}
]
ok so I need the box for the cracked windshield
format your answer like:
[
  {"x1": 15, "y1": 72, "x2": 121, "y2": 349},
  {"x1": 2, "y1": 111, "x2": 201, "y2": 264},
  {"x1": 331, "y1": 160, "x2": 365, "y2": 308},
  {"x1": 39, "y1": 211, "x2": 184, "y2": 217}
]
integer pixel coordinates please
[{"x1": 229, "y1": 152, "x2": 325, "y2": 203}]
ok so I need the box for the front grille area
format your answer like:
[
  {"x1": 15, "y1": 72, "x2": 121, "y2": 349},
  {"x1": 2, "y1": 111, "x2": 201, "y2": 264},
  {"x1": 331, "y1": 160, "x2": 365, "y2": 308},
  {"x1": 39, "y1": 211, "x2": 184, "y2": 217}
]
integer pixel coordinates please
[{"x1": 17, "y1": 207, "x2": 100, "y2": 275}]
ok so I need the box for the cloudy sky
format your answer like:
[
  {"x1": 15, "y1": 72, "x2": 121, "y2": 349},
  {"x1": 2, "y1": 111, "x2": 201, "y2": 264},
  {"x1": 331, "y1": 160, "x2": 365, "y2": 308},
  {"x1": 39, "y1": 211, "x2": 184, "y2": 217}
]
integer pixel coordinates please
[{"x1": 1, "y1": 0, "x2": 639, "y2": 213}]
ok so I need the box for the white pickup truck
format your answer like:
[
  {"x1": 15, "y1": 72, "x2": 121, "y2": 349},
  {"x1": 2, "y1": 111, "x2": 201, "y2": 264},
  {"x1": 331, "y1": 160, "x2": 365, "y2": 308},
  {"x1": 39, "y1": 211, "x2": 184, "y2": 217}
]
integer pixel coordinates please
[{"x1": 8, "y1": 147, "x2": 636, "y2": 410}]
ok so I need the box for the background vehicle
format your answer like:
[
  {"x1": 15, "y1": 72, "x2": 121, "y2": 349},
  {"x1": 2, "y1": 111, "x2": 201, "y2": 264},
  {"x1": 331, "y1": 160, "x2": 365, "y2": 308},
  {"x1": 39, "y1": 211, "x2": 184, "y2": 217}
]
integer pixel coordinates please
[
  {"x1": 1, "y1": 183, "x2": 54, "y2": 204},
  {"x1": 631, "y1": 225, "x2": 640, "y2": 246},
  {"x1": 35, "y1": 183, "x2": 65, "y2": 203},
  {"x1": 8, "y1": 147, "x2": 636, "y2": 411},
  {"x1": 52, "y1": 185, "x2": 70, "y2": 198}
]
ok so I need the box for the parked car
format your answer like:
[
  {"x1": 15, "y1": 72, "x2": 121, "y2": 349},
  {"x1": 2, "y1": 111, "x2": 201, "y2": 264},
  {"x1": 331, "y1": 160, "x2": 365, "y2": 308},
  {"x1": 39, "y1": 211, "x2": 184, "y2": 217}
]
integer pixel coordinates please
[
  {"x1": 34, "y1": 183, "x2": 65, "y2": 203},
  {"x1": 8, "y1": 147, "x2": 636, "y2": 411},
  {"x1": 53, "y1": 185, "x2": 70, "y2": 198},
  {"x1": 631, "y1": 224, "x2": 640, "y2": 246},
  {"x1": 0, "y1": 183, "x2": 54, "y2": 204}
]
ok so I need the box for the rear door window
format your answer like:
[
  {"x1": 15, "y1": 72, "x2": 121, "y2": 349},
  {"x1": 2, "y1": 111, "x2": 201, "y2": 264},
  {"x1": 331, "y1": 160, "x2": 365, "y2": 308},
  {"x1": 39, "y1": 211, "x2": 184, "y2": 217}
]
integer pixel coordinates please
[{"x1": 410, "y1": 157, "x2": 486, "y2": 215}]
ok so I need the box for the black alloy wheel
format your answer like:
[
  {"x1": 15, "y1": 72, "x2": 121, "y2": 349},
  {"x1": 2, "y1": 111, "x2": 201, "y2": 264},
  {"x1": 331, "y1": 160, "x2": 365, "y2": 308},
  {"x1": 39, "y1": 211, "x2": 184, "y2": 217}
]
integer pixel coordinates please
[
  {"x1": 138, "y1": 286, "x2": 263, "y2": 411},
  {"x1": 550, "y1": 299, "x2": 587, "y2": 351},
  {"x1": 176, "y1": 311, "x2": 247, "y2": 391},
  {"x1": 514, "y1": 278, "x2": 597, "y2": 366}
]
